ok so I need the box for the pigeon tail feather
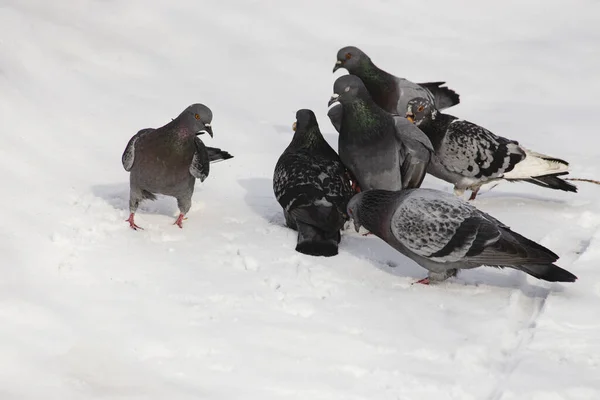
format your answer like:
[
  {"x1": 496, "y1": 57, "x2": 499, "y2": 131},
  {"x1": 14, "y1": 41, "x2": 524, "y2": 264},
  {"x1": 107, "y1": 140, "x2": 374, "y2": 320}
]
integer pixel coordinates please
[
  {"x1": 418, "y1": 81, "x2": 460, "y2": 110},
  {"x1": 295, "y1": 222, "x2": 340, "y2": 257},
  {"x1": 516, "y1": 263, "x2": 577, "y2": 282},
  {"x1": 206, "y1": 147, "x2": 234, "y2": 163},
  {"x1": 503, "y1": 148, "x2": 569, "y2": 180}
]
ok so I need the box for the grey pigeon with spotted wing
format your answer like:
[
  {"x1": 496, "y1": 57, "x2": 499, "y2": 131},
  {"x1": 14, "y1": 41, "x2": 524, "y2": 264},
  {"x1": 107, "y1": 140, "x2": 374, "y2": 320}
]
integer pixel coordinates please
[
  {"x1": 347, "y1": 189, "x2": 577, "y2": 284},
  {"x1": 405, "y1": 97, "x2": 576, "y2": 200},
  {"x1": 333, "y1": 46, "x2": 459, "y2": 114},
  {"x1": 327, "y1": 75, "x2": 433, "y2": 192},
  {"x1": 121, "y1": 103, "x2": 233, "y2": 229},
  {"x1": 273, "y1": 109, "x2": 354, "y2": 257}
]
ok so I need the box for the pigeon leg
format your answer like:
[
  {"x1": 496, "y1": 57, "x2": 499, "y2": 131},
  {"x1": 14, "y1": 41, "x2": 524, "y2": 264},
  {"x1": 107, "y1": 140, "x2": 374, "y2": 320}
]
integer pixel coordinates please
[
  {"x1": 468, "y1": 186, "x2": 481, "y2": 201},
  {"x1": 362, "y1": 231, "x2": 373, "y2": 236},
  {"x1": 126, "y1": 213, "x2": 143, "y2": 230},
  {"x1": 174, "y1": 214, "x2": 186, "y2": 228},
  {"x1": 175, "y1": 194, "x2": 192, "y2": 229},
  {"x1": 413, "y1": 277, "x2": 430, "y2": 285}
]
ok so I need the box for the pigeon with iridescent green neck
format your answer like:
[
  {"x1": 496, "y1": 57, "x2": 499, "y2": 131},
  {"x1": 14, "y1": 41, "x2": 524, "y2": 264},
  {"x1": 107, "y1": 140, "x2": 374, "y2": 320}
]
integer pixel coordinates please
[
  {"x1": 333, "y1": 46, "x2": 459, "y2": 114},
  {"x1": 327, "y1": 74, "x2": 433, "y2": 192}
]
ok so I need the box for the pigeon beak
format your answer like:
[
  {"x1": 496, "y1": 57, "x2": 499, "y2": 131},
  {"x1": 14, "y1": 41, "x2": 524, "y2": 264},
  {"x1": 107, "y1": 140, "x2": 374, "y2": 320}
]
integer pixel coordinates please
[
  {"x1": 405, "y1": 113, "x2": 415, "y2": 124},
  {"x1": 202, "y1": 123, "x2": 213, "y2": 138},
  {"x1": 292, "y1": 122, "x2": 297, "y2": 132},
  {"x1": 333, "y1": 60, "x2": 343, "y2": 73},
  {"x1": 353, "y1": 219, "x2": 361, "y2": 233},
  {"x1": 328, "y1": 93, "x2": 340, "y2": 107}
]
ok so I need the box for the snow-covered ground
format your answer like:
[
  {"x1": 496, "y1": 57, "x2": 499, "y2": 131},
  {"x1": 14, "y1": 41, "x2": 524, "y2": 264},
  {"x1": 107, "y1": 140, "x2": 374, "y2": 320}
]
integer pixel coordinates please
[{"x1": 1, "y1": 0, "x2": 599, "y2": 398}]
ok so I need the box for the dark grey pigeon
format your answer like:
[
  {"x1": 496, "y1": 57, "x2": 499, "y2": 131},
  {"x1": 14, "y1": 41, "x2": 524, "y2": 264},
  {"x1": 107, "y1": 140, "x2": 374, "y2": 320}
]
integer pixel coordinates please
[
  {"x1": 273, "y1": 109, "x2": 354, "y2": 257},
  {"x1": 121, "y1": 103, "x2": 233, "y2": 230},
  {"x1": 347, "y1": 189, "x2": 577, "y2": 284},
  {"x1": 405, "y1": 97, "x2": 576, "y2": 200},
  {"x1": 327, "y1": 74, "x2": 433, "y2": 192},
  {"x1": 333, "y1": 46, "x2": 460, "y2": 114}
]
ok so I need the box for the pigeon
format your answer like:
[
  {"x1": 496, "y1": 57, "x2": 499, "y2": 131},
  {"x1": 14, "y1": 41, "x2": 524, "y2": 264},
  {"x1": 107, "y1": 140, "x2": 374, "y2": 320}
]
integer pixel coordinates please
[
  {"x1": 273, "y1": 109, "x2": 354, "y2": 257},
  {"x1": 405, "y1": 97, "x2": 577, "y2": 200},
  {"x1": 121, "y1": 103, "x2": 233, "y2": 230},
  {"x1": 333, "y1": 46, "x2": 460, "y2": 114},
  {"x1": 327, "y1": 74, "x2": 433, "y2": 192},
  {"x1": 347, "y1": 189, "x2": 577, "y2": 284}
]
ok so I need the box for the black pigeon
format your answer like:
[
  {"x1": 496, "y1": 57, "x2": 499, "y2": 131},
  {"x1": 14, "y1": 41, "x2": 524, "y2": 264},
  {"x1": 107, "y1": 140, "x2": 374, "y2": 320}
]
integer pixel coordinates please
[
  {"x1": 273, "y1": 109, "x2": 354, "y2": 257},
  {"x1": 327, "y1": 75, "x2": 433, "y2": 192},
  {"x1": 405, "y1": 97, "x2": 576, "y2": 200},
  {"x1": 121, "y1": 104, "x2": 233, "y2": 229},
  {"x1": 348, "y1": 189, "x2": 577, "y2": 284},
  {"x1": 333, "y1": 46, "x2": 459, "y2": 114}
]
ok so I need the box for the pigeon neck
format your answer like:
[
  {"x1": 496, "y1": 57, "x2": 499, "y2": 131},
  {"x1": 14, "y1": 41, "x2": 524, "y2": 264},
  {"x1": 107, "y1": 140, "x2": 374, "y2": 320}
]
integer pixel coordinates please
[
  {"x1": 289, "y1": 127, "x2": 329, "y2": 152},
  {"x1": 358, "y1": 190, "x2": 398, "y2": 236},
  {"x1": 418, "y1": 112, "x2": 454, "y2": 150},
  {"x1": 355, "y1": 61, "x2": 397, "y2": 110},
  {"x1": 166, "y1": 116, "x2": 196, "y2": 140},
  {"x1": 343, "y1": 98, "x2": 392, "y2": 142}
]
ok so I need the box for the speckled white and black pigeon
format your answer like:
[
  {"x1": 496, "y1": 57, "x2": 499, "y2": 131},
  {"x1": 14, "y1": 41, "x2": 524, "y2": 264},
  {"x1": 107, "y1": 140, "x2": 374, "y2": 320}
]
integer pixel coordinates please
[
  {"x1": 327, "y1": 74, "x2": 433, "y2": 192},
  {"x1": 121, "y1": 103, "x2": 233, "y2": 230},
  {"x1": 273, "y1": 109, "x2": 354, "y2": 257},
  {"x1": 333, "y1": 46, "x2": 460, "y2": 114},
  {"x1": 405, "y1": 97, "x2": 577, "y2": 200},
  {"x1": 347, "y1": 189, "x2": 577, "y2": 284}
]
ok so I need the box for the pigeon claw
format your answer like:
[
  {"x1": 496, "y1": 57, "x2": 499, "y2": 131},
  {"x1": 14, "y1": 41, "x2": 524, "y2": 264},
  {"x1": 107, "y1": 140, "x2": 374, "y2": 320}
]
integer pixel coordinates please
[
  {"x1": 413, "y1": 277, "x2": 430, "y2": 285},
  {"x1": 174, "y1": 214, "x2": 187, "y2": 228},
  {"x1": 126, "y1": 213, "x2": 143, "y2": 230}
]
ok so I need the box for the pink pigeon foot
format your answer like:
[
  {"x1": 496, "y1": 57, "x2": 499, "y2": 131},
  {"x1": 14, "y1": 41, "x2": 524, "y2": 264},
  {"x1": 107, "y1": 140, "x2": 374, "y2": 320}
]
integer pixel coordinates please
[{"x1": 126, "y1": 213, "x2": 143, "y2": 230}]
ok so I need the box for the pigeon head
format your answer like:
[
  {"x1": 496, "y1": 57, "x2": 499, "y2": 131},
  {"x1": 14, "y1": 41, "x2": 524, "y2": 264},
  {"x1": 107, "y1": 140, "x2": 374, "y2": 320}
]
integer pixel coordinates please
[
  {"x1": 292, "y1": 109, "x2": 318, "y2": 133},
  {"x1": 178, "y1": 103, "x2": 214, "y2": 137},
  {"x1": 333, "y1": 46, "x2": 369, "y2": 74},
  {"x1": 406, "y1": 97, "x2": 435, "y2": 126},
  {"x1": 346, "y1": 192, "x2": 365, "y2": 232},
  {"x1": 328, "y1": 75, "x2": 369, "y2": 107}
]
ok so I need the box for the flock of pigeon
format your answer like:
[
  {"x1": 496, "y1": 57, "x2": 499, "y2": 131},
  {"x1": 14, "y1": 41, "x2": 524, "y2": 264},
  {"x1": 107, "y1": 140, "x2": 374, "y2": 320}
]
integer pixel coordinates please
[{"x1": 122, "y1": 46, "x2": 580, "y2": 285}]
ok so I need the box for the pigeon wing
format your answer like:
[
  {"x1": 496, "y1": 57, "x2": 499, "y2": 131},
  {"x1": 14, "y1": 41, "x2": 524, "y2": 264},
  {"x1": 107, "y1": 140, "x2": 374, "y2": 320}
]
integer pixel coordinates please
[
  {"x1": 393, "y1": 116, "x2": 433, "y2": 189},
  {"x1": 439, "y1": 120, "x2": 525, "y2": 180},
  {"x1": 190, "y1": 137, "x2": 210, "y2": 181},
  {"x1": 121, "y1": 128, "x2": 154, "y2": 171},
  {"x1": 390, "y1": 192, "x2": 502, "y2": 263}
]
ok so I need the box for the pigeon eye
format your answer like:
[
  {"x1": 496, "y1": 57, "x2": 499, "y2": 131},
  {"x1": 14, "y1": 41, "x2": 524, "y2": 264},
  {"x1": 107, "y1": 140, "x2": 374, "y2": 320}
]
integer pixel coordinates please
[
  {"x1": 345, "y1": 86, "x2": 350, "y2": 92},
  {"x1": 417, "y1": 106, "x2": 425, "y2": 112},
  {"x1": 345, "y1": 53, "x2": 352, "y2": 60},
  {"x1": 194, "y1": 113, "x2": 201, "y2": 120}
]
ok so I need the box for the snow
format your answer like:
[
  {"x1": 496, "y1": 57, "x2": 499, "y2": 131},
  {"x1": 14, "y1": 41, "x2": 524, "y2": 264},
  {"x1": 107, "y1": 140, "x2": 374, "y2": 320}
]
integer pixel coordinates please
[{"x1": 1, "y1": 0, "x2": 599, "y2": 398}]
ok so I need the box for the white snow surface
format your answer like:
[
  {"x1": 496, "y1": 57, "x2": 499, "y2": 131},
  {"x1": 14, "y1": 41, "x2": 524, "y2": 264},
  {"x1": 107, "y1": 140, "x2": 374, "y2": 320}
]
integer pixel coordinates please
[{"x1": 2, "y1": 1, "x2": 600, "y2": 399}]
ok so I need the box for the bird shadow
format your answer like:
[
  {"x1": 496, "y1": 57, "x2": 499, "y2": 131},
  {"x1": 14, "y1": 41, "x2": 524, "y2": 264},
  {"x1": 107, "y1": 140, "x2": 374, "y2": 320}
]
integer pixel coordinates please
[
  {"x1": 90, "y1": 183, "x2": 179, "y2": 217},
  {"x1": 340, "y1": 231, "x2": 567, "y2": 296},
  {"x1": 237, "y1": 177, "x2": 286, "y2": 226}
]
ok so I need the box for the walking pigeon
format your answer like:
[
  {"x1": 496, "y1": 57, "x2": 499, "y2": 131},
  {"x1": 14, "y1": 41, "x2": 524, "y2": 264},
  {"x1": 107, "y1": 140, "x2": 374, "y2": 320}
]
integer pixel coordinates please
[
  {"x1": 327, "y1": 74, "x2": 433, "y2": 192},
  {"x1": 347, "y1": 189, "x2": 577, "y2": 284},
  {"x1": 405, "y1": 97, "x2": 577, "y2": 200},
  {"x1": 333, "y1": 46, "x2": 460, "y2": 114},
  {"x1": 121, "y1": 103, "x2": 233, "y2": 230},
  {"x1": 273, "y1": 109, "x2": 354, "y2": 257}
]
